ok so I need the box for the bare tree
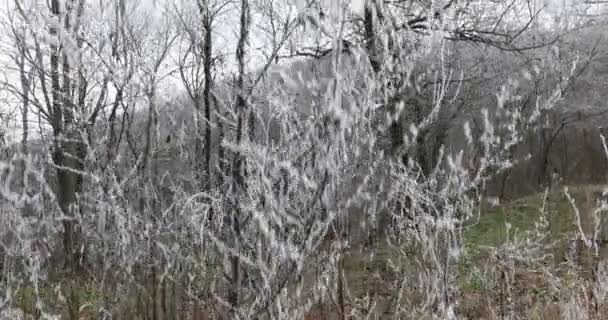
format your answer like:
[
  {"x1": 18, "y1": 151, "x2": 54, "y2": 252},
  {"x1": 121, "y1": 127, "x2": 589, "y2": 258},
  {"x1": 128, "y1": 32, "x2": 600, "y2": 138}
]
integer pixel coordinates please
[
  {"x1": 0, "y1": 0, "x2": 606, "y2": 319},
  {"x1": 175, "y1": 0, "x2": 231, "y2": 191}
]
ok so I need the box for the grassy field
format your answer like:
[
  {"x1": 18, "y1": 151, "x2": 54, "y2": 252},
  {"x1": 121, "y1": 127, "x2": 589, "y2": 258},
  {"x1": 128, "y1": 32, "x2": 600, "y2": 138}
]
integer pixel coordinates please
[
  {"x1": 455, "y1": 185, "x2": 607, "y2": 319},
  {"x1": 330, "y1": 185, "x2": 608, "y2": 319}
]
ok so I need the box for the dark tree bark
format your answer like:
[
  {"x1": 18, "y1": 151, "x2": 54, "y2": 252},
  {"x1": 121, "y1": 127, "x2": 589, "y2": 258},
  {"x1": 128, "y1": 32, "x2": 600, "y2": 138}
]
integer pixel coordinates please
[
  {"x1": 227, "y1": 0, "x2": 250, "y2": 314},
  {"x1": 200, "y1": 1, "x2": 213, "y2": 191},
  {"x1": 195, "y1": 0, "x2": 213, "y2": 191},
  {"x1": 364, "y1": 1, "x2": 380, "y2": 74},
  {"x1": 49, "y1": 0, "x2": 82, "y2": 272}
]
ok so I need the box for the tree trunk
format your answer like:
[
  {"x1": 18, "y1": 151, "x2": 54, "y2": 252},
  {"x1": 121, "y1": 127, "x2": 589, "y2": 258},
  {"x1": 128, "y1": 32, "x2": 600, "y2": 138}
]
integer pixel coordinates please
[
  {"x1": 49, "y1": 0, "x2": 81, "y2": 272},
  {"x1": 228, "y1": 0, "x2": 250, "y2": 314},
  {"x1": 364, "y1": 1, "x2": 380, "y2": 73},
  {"x1": 200, "y1": 2, "x2": 213, "y2": 191}
]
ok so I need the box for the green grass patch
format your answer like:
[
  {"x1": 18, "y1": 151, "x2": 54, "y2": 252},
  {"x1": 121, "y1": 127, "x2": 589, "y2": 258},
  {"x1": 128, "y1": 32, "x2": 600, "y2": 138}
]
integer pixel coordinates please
[
  {"x1": 462, "y1": 186, "x2": 604, "y2": 252},
  {"x1": 12, "y1": 277, "x2": 105, "y2": 318}
]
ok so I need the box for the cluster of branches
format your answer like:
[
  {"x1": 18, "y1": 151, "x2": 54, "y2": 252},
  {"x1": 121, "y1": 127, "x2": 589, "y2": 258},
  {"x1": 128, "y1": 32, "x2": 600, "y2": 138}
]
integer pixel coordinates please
[{"x1": 0, "y1": 0, "x2": 604, "y2": 319}]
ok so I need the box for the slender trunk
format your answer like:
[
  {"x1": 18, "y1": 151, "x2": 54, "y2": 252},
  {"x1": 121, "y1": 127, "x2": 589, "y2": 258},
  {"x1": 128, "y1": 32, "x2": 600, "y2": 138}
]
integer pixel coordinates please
[
  {"x1": 64, "y1": 0, "x2": 85, "y2": 273},
  {"x1": 161, "y1": 278, "x2": 167, "y2": 320},
  {"x1": 17, "y1": 39, "x2": 30, "y2": 217},
  {"x1": 171, "y1": 280, "x2": 177, "y2": 320},
  {"x1": 194, "y1": 98, "x2": 204, "y2": 181},
  {"x1": 202, "y1": 9, "x2": 213, "y2": 191},
  {"x1": 337, "y1": 253, "x2": 346, "y2": 320},
  {"x1": 18, "y1": 53, "x2": 29, "y2": 153},
  {"x1": 217, "y1": 97, "x2": 225, "y2": 186},
  {"x1": 364, "y1": 1, "x2": 380, "y2": 73},
  {"x1": 248, "y1": 110, "x2": 255, "y2": 143},
  {"x1": 151, "y1": 264, "x2": 158, "y2": 320},
  {"x1": 61, "y1": 44, "x2": 78, "y2": 270},
  {"x1": 538, "y1": 126, "x2": 564, "y2": 188},
  {"x1": 49, "y1": 0, "x2": 76, "y2": 272},
  {"x1": 228, "y1": 0, "x2": 250, "y2": 314}
]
